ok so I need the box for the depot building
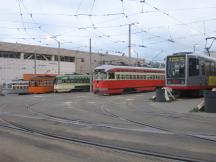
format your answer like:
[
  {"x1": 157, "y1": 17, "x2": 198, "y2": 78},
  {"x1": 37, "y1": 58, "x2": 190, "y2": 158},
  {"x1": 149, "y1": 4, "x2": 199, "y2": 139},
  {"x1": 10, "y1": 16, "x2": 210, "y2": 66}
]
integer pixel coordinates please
[{"x1": 0, "y1": 41, "x2": 144, "y2": 84}]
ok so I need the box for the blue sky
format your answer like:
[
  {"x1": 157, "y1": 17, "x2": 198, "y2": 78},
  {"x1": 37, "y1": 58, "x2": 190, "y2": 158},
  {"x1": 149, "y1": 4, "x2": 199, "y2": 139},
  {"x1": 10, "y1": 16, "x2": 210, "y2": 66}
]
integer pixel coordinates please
[{"x1": 1, "y1": 0, "x2": 216, "y2": 62}]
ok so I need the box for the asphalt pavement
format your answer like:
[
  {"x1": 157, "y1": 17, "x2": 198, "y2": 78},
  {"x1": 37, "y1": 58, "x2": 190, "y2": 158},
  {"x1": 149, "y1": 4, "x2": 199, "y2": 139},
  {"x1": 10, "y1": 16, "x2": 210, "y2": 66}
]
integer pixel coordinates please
[{"x1": 0, "y1": 92, "x2": 216, "y2": 162}]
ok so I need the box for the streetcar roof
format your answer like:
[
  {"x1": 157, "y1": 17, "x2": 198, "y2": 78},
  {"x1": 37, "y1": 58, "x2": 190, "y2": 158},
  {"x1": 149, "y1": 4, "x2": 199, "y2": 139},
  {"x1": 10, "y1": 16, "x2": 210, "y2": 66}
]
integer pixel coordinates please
[
  {"x1": 94, "y1": 65, "x2": 164, "y2": 72},
  {"x1": 29, "y1": 76, "x2": 56, "y2": 80},
  {"x1": 3, "y1": 79, "x2": 29, "y2": 84},
  {"x1": 56, "y1": 74, "x2": 89, "y2": 79},
  {"x1": 168, "y1": 52, "x2": 216, "y2": 62}
]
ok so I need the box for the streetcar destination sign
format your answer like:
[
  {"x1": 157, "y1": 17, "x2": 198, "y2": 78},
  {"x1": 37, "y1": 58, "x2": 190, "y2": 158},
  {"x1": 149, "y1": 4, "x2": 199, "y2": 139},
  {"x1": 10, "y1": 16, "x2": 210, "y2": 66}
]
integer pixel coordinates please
[{"x1": 168, "y1": 56, "x2": 185, "y2": 62}]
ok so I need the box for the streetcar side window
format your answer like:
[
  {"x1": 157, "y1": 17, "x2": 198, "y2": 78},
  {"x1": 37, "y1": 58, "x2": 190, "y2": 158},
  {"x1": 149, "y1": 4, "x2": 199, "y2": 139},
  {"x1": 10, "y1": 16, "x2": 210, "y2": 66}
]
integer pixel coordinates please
[
  {"x1": 143, "y1": 75, "x2": 146, "y2": 80},
  {"x1": 125, "y1": 75, "x2": 128, "y2": 79},
  {"x1": 46, "y1": 80, "x2": 50, "y2": 86},
  {"x1": 108, "y1": 73, "x2": 115, "y2": 79},
  {"x1": 211, "y1": 62, "x2": 215, "y2": 75},
  {"x1": 30, "y1": 81, "x2": 35, "y2": 86},
  {"x1": 150, "y1": 75, "x2": 153, "y2": 80},
  {"x1": 189, "y1": 58, "x2": 199, "y2": 76},
  {"x1": 8, "y1": 83, "x2": 11, "y2": 88},
  {"x1": 116, "y1": 74, "x2": 120, "y2": 80},
  {"x1": 100, "y1": 72, "x2": 107, "y2": 80},
  {"x1": 133, "y1": 75, "x2": 137, "y2": 79},
  {"x1": 201, "y1": 63, "x2": 205, "y2": 75},
  {"x1": 209, "y1": 63, "x2": 213, "y2": 75},
  {"x1": 205, "y1": 62, "x2": 210, "y2": 76},
  {"x1": 121, "y1": 75, "x2": 125, "y2": 80}
]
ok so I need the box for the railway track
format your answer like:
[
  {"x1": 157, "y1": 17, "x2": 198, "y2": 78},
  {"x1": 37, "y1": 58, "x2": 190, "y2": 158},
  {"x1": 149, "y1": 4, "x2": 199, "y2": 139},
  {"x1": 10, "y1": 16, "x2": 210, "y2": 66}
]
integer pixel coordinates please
[
  {"x1": 114, "y1": 98, "x2": 216, "y2": 124},
  {"x1": 1, "y1": 101, "x2": 216, "y2": 161},
  {"x1": 0, "y1": 118, "x2": 212, "y2": 162},
  {"x1": 101, "y1": 105, "x2": 216, "y2": 143},
  {"x1": 25, "y1": 100, "x2": 216, "y2": 143}
]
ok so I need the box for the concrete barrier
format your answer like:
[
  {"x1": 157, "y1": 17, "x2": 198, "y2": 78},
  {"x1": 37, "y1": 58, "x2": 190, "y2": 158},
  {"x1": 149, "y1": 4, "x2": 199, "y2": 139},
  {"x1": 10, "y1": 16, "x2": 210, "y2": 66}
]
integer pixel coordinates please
[
  {"x1": 0, "y1": 84, "x2": 2, "y2": 95},
  {"x1": 204, "y1": 90, "x2": 216, "y2": 113},
  {"x1": 156, "y1": 88, "x2": 166, "y2": 102}
]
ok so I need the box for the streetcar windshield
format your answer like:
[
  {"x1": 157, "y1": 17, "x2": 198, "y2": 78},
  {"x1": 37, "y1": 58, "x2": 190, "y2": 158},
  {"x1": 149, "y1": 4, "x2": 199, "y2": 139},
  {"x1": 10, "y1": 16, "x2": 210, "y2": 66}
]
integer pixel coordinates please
[
  {"x1": 94, "y1": 72, "x2": 107, "y2": 80},
  {"x1": 167, "y1": 56, "x2": 185, "y2": 78},
  {"x1": 56, "y1": 78, "x2": 62, "y2": 84},
  {"x1": 2, "y1": 83, "x2": 6, "y2": 88}
]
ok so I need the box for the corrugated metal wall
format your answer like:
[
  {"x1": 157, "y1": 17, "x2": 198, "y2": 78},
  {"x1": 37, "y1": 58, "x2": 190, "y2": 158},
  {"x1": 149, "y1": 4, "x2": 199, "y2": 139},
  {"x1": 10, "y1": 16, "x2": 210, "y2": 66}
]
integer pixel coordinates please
[{"x1": 0, "y1": 58, "x2": 75, "y2": 84}]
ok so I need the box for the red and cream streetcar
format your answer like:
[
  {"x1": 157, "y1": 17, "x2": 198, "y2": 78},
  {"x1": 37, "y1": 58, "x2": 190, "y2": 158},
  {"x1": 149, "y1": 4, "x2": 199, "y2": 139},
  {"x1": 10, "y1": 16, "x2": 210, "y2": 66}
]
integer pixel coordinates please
[{"x1": 93, "y1": 65, "x2": 165, "y2": 95}]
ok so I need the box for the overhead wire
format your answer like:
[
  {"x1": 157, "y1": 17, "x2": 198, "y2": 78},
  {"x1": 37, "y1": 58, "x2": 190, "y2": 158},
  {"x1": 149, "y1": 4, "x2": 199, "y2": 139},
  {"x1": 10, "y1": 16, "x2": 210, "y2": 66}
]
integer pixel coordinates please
[
  {"x1": 3, "y1": 0, "x2": 216, "y2": 60},
  {"x1": 144, "y1": 1, "x2": 203, "y2": 35},
  {"x1": 16, "y1": 0, "x2": 43, "y2": 45},
  {"x1": 18, "y1": 0, "x2": 65, "y2": 46}
]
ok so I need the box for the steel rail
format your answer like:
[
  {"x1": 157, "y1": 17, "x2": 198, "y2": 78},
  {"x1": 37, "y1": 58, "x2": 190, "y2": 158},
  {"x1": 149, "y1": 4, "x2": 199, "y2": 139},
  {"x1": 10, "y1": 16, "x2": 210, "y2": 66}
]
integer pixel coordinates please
[{"x1": 0, "y1": 119, "x2": 211, "y2": 162}]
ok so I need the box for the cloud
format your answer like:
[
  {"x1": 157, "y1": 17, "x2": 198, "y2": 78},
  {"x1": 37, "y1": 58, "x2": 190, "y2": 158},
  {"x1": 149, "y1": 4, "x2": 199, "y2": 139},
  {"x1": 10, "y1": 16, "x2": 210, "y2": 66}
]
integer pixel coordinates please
[{"x1": 0, "y1": 0, "x2": 216, "y2": 61}]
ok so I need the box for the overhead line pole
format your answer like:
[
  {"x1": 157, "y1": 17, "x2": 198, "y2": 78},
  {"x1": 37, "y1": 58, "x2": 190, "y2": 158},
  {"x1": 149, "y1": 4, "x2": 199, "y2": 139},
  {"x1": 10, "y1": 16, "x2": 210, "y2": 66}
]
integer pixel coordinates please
[
  {"x1": 49, "y1": 36, "x2": 61, "y2": 75},
  {"x1": 128, "y1": 24, "x2": 131, "y2": 65},
  {"x1": 34, "y1": 45, "x2": 40, "y2": 74},
  {"x1": 34, "y1": 49, "x2": 37, "y2": 74},
  {"x1": 57, "y1": 41, "x2": 61, "y2": 75},
  {"x1": 89, "y1": 38, "x2": 93, "y2": 93},
  {"x1": 48, "y1": 36, "x2": 61, "y2": 75}
]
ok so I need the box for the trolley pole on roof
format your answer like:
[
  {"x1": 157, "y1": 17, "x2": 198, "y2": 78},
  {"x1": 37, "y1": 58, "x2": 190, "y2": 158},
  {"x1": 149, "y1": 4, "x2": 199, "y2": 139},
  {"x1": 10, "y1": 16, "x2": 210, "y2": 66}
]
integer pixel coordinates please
[{"x1": 89, "y1": 38, "x2": 93, "y2": 93}]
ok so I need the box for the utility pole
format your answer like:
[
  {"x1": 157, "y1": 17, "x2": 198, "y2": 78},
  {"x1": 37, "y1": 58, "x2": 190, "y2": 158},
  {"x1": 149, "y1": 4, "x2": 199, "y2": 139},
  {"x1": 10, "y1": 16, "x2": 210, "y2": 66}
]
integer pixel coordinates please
[
  {"x1": 34, "y1": 47, "x2": 38, "y2": 74},
  {"x1": 128, "y1": 24, "x2": 131, "y2": 65},
  {"x1": 48, "y1": 36, "x2": 61, "y2": 75},
  {"x1": 57, "y1": 41, "x2": 60, "y2": 75},
  {"x1": 34, "y1": 51, "x2": 37, "y2": 74},
  {"x1": 89, "y1": 38, "x2": 93, "y2": 93}
]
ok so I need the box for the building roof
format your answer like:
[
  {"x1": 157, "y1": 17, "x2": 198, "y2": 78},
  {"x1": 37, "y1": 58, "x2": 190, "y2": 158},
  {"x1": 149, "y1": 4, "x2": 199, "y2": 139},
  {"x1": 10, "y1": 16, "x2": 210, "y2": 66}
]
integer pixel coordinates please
[{"x1": 0, "y1": 41, "x2": 143, "y2": 62}]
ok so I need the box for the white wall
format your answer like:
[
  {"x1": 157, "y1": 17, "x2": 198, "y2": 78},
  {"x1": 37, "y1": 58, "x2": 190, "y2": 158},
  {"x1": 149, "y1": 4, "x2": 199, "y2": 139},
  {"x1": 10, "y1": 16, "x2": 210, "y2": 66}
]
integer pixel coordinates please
[{"x1": 0, "y1": 58, "x2": 75, "y2": 84}]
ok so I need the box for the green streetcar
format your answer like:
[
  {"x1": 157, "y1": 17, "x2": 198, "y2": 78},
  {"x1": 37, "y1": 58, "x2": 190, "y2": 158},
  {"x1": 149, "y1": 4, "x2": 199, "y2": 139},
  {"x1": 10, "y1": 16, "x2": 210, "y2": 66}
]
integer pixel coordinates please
[{"x1": 54, "y1": 74, "x2": 90, "y2": 93}]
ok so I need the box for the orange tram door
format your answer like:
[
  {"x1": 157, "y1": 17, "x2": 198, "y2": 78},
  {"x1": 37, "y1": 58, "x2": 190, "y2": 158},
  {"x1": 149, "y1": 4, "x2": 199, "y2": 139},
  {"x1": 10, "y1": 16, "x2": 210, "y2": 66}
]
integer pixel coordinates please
[{"x1": 24, "y1": 74, "x2": 56, "y2": 94}]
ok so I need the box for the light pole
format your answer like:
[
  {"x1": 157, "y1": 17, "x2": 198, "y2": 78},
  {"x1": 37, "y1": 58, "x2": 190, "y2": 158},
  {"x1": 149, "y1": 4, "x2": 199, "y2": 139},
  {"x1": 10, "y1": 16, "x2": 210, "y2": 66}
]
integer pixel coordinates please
[
  {"x1": 128, "y1": 24, "x2": 131, "y2": 65},
  {"x1": 46, "y1": 36, "x2": 61, "y2": 75},
  {"x1": 128, "y1": 23, "x2": 138, "y2": 65}
]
